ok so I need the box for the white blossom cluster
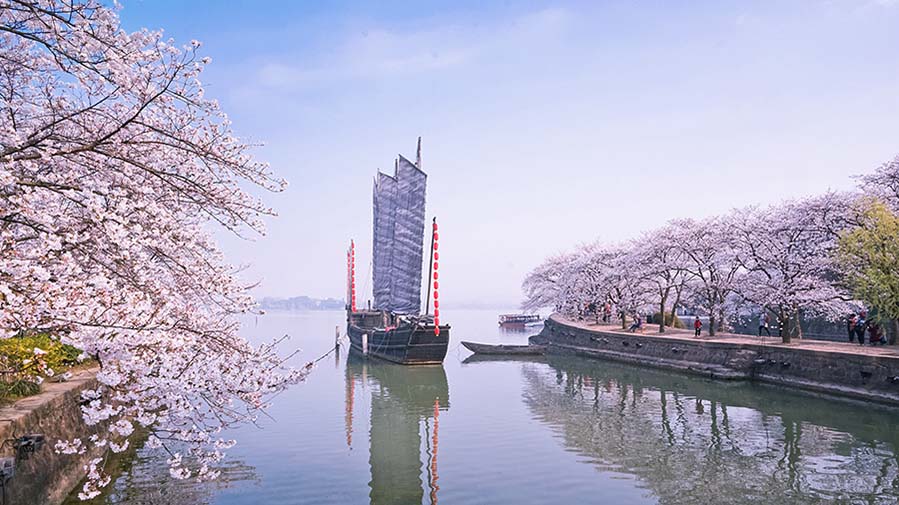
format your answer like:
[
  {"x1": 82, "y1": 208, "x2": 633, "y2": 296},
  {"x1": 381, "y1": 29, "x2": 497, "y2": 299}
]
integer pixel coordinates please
[
  {"x1": 522, "y1": 180, "x2": 890, "y2": 339},
  {"x1": 1, "y1": 0, "x2": 309, "y2": 498}
]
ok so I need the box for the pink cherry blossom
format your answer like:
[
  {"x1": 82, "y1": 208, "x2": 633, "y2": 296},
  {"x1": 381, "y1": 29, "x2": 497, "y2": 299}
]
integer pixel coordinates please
[{"x1": 1, "y1": 0, "x2": 308, "y2": 496}]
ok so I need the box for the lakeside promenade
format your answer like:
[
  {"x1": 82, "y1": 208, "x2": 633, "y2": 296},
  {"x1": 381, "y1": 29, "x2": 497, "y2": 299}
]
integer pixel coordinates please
[
  {"x1": 538, "y1": 315, "x2": 899, "y2": 406},
  {"x1": 557, "y1": 316, "x2": 899, "y2": 359}
]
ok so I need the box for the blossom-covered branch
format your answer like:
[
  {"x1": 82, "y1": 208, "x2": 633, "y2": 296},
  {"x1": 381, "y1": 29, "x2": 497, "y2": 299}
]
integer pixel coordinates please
[{"x1": 1, "y1": 0, "x2": 306, "y2": 499}]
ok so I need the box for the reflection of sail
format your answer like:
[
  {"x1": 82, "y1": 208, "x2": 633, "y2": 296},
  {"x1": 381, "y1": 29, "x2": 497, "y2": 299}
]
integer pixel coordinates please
[
  {"x1": 520, "y1": 355, "x2": 899, "y2": 504},
  {"x1": 346, "y1": 352, "x2": 449, "y2": 505}
]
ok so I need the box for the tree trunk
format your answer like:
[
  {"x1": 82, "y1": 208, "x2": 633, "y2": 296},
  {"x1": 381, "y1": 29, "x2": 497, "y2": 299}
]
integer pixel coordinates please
[
  {"x1": 659, "y1": 296, "x2": 667, "y2": 333},
  {"x1": 889, "y1": 319, "x2": 898, "y2": 345},
  {"x1": 709, "y1": 315, "x2": 717, "y2": 337},
  {"x1": 779, "y1": 308, "x2": 792, "y2": 344},
  {"x1": 668, "y1": 291, "x2": 681, "y2": 328}
]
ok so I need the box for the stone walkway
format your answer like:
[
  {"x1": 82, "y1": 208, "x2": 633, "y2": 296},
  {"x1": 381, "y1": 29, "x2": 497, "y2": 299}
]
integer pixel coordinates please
[{"x1": 556, "y1": 316, "x2": 899, "y2": 359}]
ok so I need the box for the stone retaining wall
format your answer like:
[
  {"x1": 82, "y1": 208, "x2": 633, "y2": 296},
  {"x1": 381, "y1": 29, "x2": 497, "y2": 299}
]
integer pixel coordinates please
[
  {"x1": 0, "y1": 368, "x2": 100, "y2": 505},
  {"x1": 539, "y1": 316, "x2": 899, "y2": 406}
]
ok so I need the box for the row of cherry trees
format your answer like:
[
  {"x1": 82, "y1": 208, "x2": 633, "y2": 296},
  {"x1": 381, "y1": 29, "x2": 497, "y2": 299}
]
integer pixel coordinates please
[
  {"x1": 1, "y1": 1, "x2": 307, "y2": 499},
  {"x1": 523, "y1": 156, "x2": 899, "y2": 342}
]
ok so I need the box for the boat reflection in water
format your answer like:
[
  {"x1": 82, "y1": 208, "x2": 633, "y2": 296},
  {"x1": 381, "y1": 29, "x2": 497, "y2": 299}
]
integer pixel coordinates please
[
  {"x1": 345, "y1": 350, "x2": 449, "y2": 505},
  {"x1": 521, "y1": 355, "x2": 899, "y2": 504}
]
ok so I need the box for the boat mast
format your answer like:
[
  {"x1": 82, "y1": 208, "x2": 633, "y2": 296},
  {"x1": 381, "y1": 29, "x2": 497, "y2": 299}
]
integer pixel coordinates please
[
  {"x1": 424, "y1": 216, "x2": 436, "y2": 316},
  {"x1": 416, "y1": 136, "x2": 422, "y2": 169}
]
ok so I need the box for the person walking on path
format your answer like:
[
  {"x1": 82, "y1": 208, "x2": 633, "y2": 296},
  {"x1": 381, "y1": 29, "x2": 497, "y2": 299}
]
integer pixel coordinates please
[
  {"x1": 693, "y1": 316, "x2": 702, "y2": 337},
  {"x1": 758, "y1": 311, "x2": 771, "y2": 337},
  {"x1": 847, "y1": 313, "x2": 858, "y2": 343},
  {"x1": 603, "y1": 302, "x2": 612, "y2": 323},
  {"x1": 855, "y1": 311, "x2": 868, "y2": 345},
  {"x1": 868, "y1": 320, "x2": 885, "y2": 346}
]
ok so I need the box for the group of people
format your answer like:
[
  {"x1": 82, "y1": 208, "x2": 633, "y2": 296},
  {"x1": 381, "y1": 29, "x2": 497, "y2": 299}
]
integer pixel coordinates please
[
  {"x1": 591, "y1": 303, "x2": 889, "y2": 345},
  {"x1": 847, "y1": 310, "x2": 886, "y2": 346},
  {"x1": 583, "y1": 302, "x2": 614, "y2": 324}
]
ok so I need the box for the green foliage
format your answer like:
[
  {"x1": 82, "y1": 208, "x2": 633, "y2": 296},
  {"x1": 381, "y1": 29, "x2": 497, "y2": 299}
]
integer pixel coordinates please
[
  {"x1": 0, "y1": 333, "x2": 83, "y2": 400},
  {"x1": 0, "y1": 380, "x2": 41, "y2": 398},
  {"x1": 837, "y1": 199, "x2": 899, "y2": 323},
  {"x1": 650, "y1": 312, "x2": 686, "y2": 329}
]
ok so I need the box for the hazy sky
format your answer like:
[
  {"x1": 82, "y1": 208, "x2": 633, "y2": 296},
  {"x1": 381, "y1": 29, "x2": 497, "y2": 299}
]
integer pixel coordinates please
[{"x1": 118, "y1": 0, "x2": 899, "y2": 307}]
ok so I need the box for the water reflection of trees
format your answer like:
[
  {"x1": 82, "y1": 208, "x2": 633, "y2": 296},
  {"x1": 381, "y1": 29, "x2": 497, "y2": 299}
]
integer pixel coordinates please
[
  {"x1": 522, "y1": 356, "x2": 899, "y2": 504},
  {"x1": 66, "y1": 443, "x2": 258, "y2": 505},
  {"x1": 346, "y1": 352, "x2": 449, "y2": 505}
]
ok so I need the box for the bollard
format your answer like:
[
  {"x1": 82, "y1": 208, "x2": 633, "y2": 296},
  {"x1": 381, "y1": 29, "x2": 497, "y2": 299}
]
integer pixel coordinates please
[
  {"x1": 335, "y1": 326, "x2": 340, "y2": 350},
  {"x1": 362, "y1": 333, "x2": 368, "y2": 355}
]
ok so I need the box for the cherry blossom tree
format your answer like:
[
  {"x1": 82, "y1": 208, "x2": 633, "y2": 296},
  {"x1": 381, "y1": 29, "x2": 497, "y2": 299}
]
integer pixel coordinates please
[
  {"x1": 630, "y1": 224, "x2": 691, "y2": 333},
  {"x1": 588, "y1": 245, "x2": 653, "y2": 329},
  {"x1": 862, "y1": 154, "x2": 899, "y2": 210},
  {"x1": 522, "y1": 244, "x2": 607, "y2": 318},
  {"x1": 522, "y1": 251, "x2": 579, "y2": 314},
  {"x1": 730, "y1": 194, "x2": 857, "y2": 343},
  {"x1": 523, "y1": 196, "x2": 863, "y2": 342},
  {"x1": 1, "y1": 1, "x2": 307, "y2": 498},
  {"x1": 669, "y1": 216, "x2": 743, "y2": 336},
  {"x1": 522, "y1": 243, "x2": 653, "y2": 327}
]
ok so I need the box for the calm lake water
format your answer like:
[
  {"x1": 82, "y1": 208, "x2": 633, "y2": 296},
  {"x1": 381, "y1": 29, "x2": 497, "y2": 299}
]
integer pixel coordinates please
[{"x1": 71, "y1": 310, "x2": 899, "y2": 504}]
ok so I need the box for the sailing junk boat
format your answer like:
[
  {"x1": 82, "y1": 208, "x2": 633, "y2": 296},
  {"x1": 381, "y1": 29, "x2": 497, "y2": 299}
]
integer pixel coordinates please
[{"x1": 346, "y1": 139, "x2": 449, "y2": 365}]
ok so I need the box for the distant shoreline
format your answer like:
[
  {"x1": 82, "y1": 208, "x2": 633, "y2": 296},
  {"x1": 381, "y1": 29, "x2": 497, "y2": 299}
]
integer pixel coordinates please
[
  {"x1": 257, "y1": 302, "x2": 523, "y2": 312},
  {"x1": 258, "y1": 296, "x2": 345, "y2": 311}
]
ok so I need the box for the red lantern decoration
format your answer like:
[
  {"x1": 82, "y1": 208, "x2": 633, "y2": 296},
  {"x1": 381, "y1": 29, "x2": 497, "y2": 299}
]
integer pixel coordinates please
[
  {"x1": 350, "y1": 240, "x2": 357, "y2": 312},
  {"x1": 431, "y1": 219, "x2": 441, "y2": 334}
]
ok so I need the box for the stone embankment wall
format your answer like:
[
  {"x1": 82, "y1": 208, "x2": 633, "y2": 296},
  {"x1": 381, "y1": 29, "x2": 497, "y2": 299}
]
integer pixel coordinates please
[
  {"x1": 0, "y1": 368, "x2": 100, "y2": 505},
  {"x1": 537, "y1": 316, "x2": 899, "y2": 406}
]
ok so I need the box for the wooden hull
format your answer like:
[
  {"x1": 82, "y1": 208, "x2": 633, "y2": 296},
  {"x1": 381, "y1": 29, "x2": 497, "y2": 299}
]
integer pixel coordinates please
[
  {"x1": 462, "y1": 354, "x2": 547, "y2": 365},
  {"x1": 348, "y1": 311, "x2": 449, "y2": 365},
  {"x1": 461, "y1": 341, "x2": 546, "y2": 355},
  {"x1": 499, "y1": 321, "x2": 544, "y2": 330}
]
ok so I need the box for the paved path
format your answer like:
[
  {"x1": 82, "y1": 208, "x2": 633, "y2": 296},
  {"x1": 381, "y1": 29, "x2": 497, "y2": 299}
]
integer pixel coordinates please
[{"x1": 556, "y1": 316, "x2": 899, "y2": 358}]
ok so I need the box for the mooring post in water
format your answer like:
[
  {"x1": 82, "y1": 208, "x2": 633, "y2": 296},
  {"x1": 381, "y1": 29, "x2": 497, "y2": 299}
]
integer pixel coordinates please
[
  {"x1": 362, "y1": 333, "x2": 368, "y2": 355},
  {"x1": 335, "y1": 326, "x2": 340, "y2": 350}
]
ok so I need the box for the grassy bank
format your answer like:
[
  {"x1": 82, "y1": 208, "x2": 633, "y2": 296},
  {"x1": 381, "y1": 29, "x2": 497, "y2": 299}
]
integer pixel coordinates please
[{"x1": 0, "y1": 334, "x2": 84, "y2": 401}]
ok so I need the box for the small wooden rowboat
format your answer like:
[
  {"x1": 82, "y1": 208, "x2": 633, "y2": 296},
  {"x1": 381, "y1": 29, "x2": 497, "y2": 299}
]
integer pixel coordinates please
[{"x1": 461, "y1": 341, "x2": 546, "y2": 355}]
